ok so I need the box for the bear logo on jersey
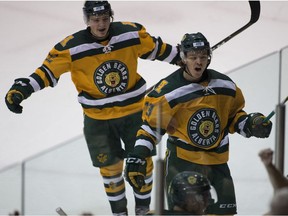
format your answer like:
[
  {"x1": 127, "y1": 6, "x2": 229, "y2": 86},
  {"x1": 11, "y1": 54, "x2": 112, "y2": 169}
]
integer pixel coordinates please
[
  {"x1": 187, "y1": 108, "x2": 220, "y2": 148},
  {"x1": 94, "y1": 60, "x2": 129, "y2": 95},
  {"x1": 105, "y1": 72, "x2": 120, "y2": 87}
]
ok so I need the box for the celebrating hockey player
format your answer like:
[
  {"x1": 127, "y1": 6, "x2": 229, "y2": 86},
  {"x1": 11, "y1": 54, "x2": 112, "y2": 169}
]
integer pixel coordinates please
[
  {"x1": 125, "y1": 32, "x2": 272, "y2": 215},
  {"x1": 4, "y1": 1, "x2": 180, "y2": 215}
]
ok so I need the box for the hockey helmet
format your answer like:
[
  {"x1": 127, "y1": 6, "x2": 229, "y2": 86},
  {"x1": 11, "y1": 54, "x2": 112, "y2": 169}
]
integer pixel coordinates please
[
  {"x1": 83, "y1": 1, "x2": 114, "y2": 23},
  {"x1": 168, "y1": 171, "x2": 212, "y2": 212},
  {"x1": 180, "y1": 32, "x2": 212, "y2": 61}
]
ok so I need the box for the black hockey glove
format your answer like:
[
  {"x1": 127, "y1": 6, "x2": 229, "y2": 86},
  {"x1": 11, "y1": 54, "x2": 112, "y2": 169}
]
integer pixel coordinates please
[
  {"x1": 125, "y1": 153, "x2": 147, "y2": 190},
  {"x1": 5, "y1": 78, "x2": 34, "y2": 114},
  {"x1": 244, "y1": 112, "x2": 272, "y2": 138}
]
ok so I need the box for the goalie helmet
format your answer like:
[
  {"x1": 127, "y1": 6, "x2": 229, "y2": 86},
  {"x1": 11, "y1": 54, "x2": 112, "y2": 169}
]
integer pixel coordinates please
[
  {"x1": 168, "y1": 171, "x2": 212, "y2": 213},
  {"x1": 83, "y1": 1, "x2": 114, "y2": 23},
  {"x1": 180, "y1": 32, "x2": 212, "y2": 63}
]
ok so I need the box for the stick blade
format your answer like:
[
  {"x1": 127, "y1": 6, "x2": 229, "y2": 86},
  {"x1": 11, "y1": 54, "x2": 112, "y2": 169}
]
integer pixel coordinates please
[{"x1": 249, "y1": 1, "x2": 261, "y2": 23}]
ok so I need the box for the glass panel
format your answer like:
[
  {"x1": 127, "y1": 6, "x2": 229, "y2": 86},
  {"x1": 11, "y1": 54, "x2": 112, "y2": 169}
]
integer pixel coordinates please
[
  {"x1": 23, "y1": 135, "x2": 136, "y2": 215},
  {"x1": 280, "y1": 46, "x2": 288, "y2": 175},
  {"x1": 24, "y1": 135, "x2": 108, "y2": 215},
  {"x1": 227, "y1": 52, "x2": 279, "y2": 214},
  {"x1": 280, "y1": 46, "x2": 288, "y2": 102},
  {"x1": 0, "y1": 47, "x2": 287, "y2": 215},
  {"x1": 0, "y1": 164, "x2": 22, "y2": 215}
]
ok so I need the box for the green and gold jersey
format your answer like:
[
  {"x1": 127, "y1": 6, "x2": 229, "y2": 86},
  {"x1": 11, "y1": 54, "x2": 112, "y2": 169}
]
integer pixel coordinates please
[
  {"x1": 135, "y1": 68, "x2": 247, "y2": 165},
  {"x1": 26, "y1": 22, "x2": 179, "y2": 119}
]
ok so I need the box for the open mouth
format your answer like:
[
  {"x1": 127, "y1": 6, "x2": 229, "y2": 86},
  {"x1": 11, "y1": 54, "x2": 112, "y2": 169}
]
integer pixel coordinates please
[{"x1": 98, "y1": 28, "x2": 106, "y2": 33}]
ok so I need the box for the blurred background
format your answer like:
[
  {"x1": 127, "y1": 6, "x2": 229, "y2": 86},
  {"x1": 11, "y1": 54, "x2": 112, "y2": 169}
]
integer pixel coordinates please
[{"x1": 0, "y1": 1, "x2": 288, "y2": 215}]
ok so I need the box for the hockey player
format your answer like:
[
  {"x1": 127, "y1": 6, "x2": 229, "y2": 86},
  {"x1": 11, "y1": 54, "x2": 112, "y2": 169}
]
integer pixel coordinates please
[
  {"x1": 4, "y1": 1, "x2": 180, "y2": 215},
  {"x1": 147, "y1": 171, "x2": 213, "y2": 215},
  {"x1": 125, "y1": 32, "x2": 273, "y2": 215},
  {"x1": 167, "y1": 171, "x2": 213, "y2": 215}
]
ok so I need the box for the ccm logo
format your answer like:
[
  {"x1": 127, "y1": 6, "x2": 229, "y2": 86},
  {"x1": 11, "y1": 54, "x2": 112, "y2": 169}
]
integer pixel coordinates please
[
  {"x1": 127, "y1": 157, "x2": 146, "y2": 165},
  {"x1": 219, "y1": 204, "x2": 237, "y2": 208}
]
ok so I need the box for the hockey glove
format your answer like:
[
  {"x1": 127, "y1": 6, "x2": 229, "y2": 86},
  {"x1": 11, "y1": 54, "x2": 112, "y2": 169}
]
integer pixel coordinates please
[
  {"x1": 244, "y1": 112, "x2": 272, "y2": 138},
  {"x1": 5, "y1": 78, "x2": 34, "y2": 114},
  {"x1": 125, "y1": 153, "x2": 147, "y2": 190}
]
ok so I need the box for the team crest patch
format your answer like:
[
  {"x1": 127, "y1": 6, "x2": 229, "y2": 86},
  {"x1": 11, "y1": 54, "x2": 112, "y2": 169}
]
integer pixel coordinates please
[
  {"x1": 187, "y1": 176, "x2": 197, "y2": 185},
  {"x1": 97, "y1": 153, "x2": 108, "y2": 163},
  {"x1": 187, "y1": 108, "x2": 220, "y2": 148},
  {"x1": 109, "y1": 181, "x2": 116, "y2": 190},
  {"x1": 94, "y1": 60, "x2": 128, "y2": 95}
]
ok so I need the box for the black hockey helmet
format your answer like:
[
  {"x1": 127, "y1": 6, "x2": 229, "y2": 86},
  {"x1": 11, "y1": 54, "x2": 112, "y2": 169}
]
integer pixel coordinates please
[
  {"x1": 180, "y1": 32, "x2": 212, "y2": 62},
  {"x1": 83, "y1": 1, "x2": 114, "y2": 23},
  {"x1": 168, "y1": 171, "x2": 212, "y2": 211}
]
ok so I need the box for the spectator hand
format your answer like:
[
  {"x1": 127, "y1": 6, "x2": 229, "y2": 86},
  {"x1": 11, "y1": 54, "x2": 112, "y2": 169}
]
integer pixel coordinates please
[
  {"x1": 244, "y1": 112, "x2": 272, "y2": 138},
  {"x1": 5, "y1": 78, "x2": 33, "y2": 114},
  {"x1": 258, "y1": 148, "x2": 273, "y2": 166},
  {"x1": 125, "y1": 153, "x2": 147, "y2": 189}
]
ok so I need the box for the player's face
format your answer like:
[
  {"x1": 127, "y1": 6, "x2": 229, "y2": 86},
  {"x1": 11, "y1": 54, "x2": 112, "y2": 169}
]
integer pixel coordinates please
[
  {"x1": 184, "y1": 50, "x2": 209, "y2": 82},
  {"x1": 184, "y1": 191, "x2": 210, "y2": 214},
  {"x1": 88, "y1": 13, "x2": 111, "y2": 40}
]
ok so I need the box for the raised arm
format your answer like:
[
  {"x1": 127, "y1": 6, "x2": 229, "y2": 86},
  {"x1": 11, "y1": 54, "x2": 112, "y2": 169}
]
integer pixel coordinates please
[{"x1": 259, "y1": 148, "x2": 288, "y2": 190}]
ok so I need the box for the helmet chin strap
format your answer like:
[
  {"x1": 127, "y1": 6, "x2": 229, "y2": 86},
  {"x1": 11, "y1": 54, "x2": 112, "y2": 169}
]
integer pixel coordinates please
[
  {"x1": 184, "y1": 64, "x2": 196, "y2": 79},
  {"x1": 182, "y1": 55, "x2": 198, "y2": 79}
]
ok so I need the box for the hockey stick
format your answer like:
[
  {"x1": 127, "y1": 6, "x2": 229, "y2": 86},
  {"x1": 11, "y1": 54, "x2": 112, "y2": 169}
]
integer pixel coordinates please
[
  {"x1": 211, "y1": 1, "x2": 260, "y2": 51},
  {"x1": 263, "y1": 96, "x2": 288, "y2": 123},
  {"x1": 146, "y1": 0, "x2": 260, "y2": 94},
  {"x1": 56, "y1": 207, "x2": 68, "y2": 216}
]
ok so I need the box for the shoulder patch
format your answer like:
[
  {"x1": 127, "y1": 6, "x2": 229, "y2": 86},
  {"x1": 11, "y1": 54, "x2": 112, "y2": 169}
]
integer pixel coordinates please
[
  {"x1": 155, "y1": 80, "x2": 168, "y2": 94},
  {"x1": 121, "y1": 21, "x2": 137, "y2": 28},
  {"x1": 60, "y1": 35, "x2": 74, "y2": 48}
]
